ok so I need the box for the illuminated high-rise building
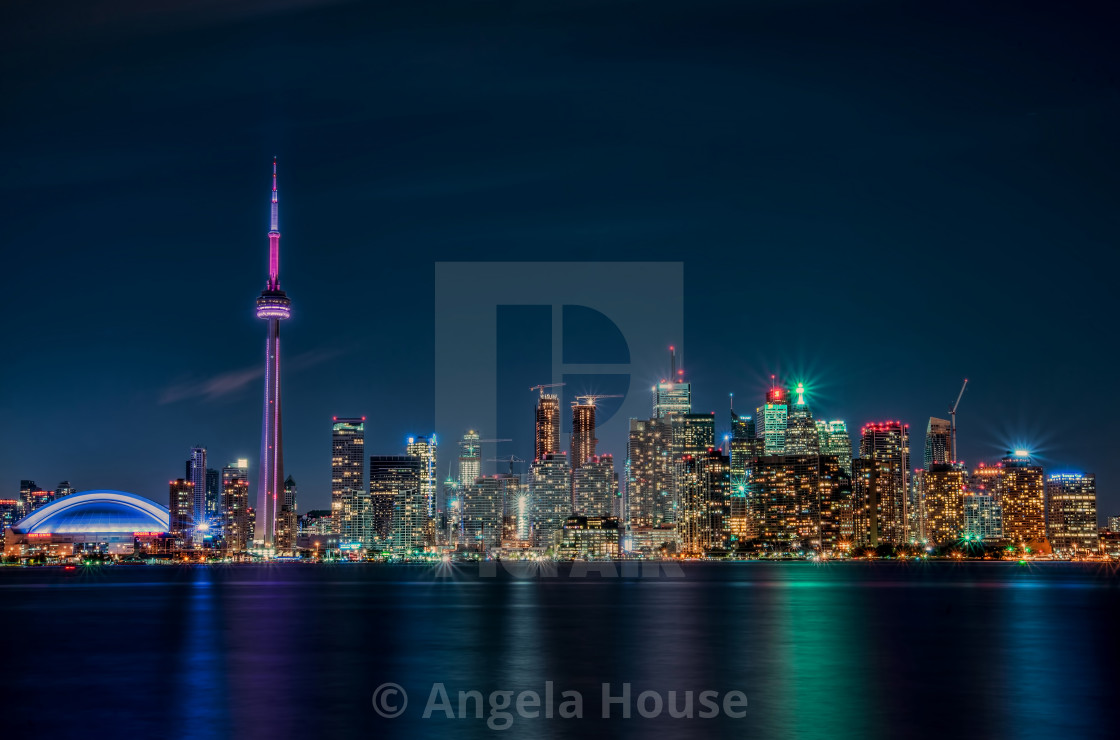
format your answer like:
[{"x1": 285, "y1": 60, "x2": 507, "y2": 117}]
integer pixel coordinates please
[
  {"x1": 276, "y1": 475, "x2": 297, "y2": 553},
  {"x1": 962, "y1": 493, "x2": 1002, "y2": 542},
  {"x1": 331, "y1": 417, "x2": 367, "y2": 549},
  {"x1": 851, "y1": 457, "x2": 891, "y2": 547},
  {"x1": 534, "y1": 394, "x2": 561, "y2": 461},
  {"x1": 55, "y1": 481, "x2": 76, "y2": 499},
  {"x1": 386, "y1": 456, "x2": 426, "y2": 558},
  {"x1": 442, "y1": 475, "x2": 463, "y2": 546},
  {"x1": 729, "y1": 408, "x2": 756, "y2": 481},
  {"x1": 653, "y1": 346, "x2": 691, "y2": 418},
  {"x1": 205, "y1": 468, "x2": 220, "y2": 526},
  {"x1": 756, "y1": 385, "x2": 789, "y2": 455},
  {"x1": 458, "y1": 430, "x2": 481, "y2": 487},
  {"x1": 570, "y1": 401, "x2": 597, "y2": 470},
  {"x1": 671, "y1": 412, "x2": 716, "y2": 459},
  {"x1": 187, "y1": 446, "x2": 207, "y2": 536},
  {"x1": 254, "y1": 159, "x2": 291, "y2": 548},
  {"x1": 909, "y1": 468, "x2": 927, "y2": 542},
  {"x1": 370, "y1": 455, "x2": 420, "y2": 548},
  {"x1": 676, "y1": 448, "x2": 730, "y2": 556},
  {"x1": 969, "y1": 462, "x2": 1005, "y2": 503},
  {"x1": 667, "y1": 412, "x2": 716, "y2": 534},
  {"x1": 785, "y1": 383, "x2": 819, "y2": 455},
  {"x1": 924, "y1": 463, "x2": 965, "y2": 546},
  {"x1": 1045, "y1": 473, "x2": 1098, "y2": 556},
  {"x1": 464, "y1": 474, "x2": 519, "y2": 552},
  {"x1": 529, "y1": 452, "x2": 571, "y2": 548},
  {"x1": 1001, "y1": 451, "x2": 1045, "y2": 545},
  {"x1": 752, "y1": 456, "x2": 796, "y2": 547},
  {"x1": 406, "y1": 435, "x2": 438, "y2": 524},
  {"x1": 168, "y1": 478, "x2": 194, "y2": 548},
  {"x1": 816, "y1": 421, "x2": 852, "y2": 476},
  {"x1": 858, "y1": 421, "x2": 910, "y2": 544},
  {"x1": 18, "y1": 480, "x2": 36, "y2": 513},
  {"x1": 818, "y1": 456, "x2": 853, "y2": 552},
  {"x1": 626, "y1": 417, "x2": 672, "y2": 528},
  {"x1": 572, "y1": 454, "x2": 618, "y2": 517},
  {"x1": 221, "y1": 461, "x2": 250, "y2": 552},
  {"x1": 925, "y1": 417, "x2": 952, "y2": 467},
  {"x1": 0, "y1": 499, "x2": 19, "y2": 549}
]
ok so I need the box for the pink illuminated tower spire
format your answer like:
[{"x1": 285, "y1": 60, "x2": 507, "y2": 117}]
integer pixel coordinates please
[{"x1": 255, "y1": 158, "x2": 291, "y2": 549}]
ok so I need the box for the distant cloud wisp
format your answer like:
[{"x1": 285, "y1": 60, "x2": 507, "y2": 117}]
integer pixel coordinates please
[{"x1": 159, "y1": 346, "x2": 346, "y2": 405}]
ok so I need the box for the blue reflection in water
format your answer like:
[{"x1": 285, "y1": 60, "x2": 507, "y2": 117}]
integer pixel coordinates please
[{"x1": 173, "y1": 567, "x2": 228, "y2": 737}]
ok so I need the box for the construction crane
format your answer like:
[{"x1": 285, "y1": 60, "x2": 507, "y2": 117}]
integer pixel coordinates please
[
  {"x1": 949, "y1": 379, "x2": 968, "y2": 463},
  {"x1": 572, "y1": 394, "x2": 623, "y2": 406},
  {"x1": 529, "y1": 382, "x2": 565, "y2": 396},
  {"x1": 487, "y1": 455, "x2": 526, "y2": 476}
]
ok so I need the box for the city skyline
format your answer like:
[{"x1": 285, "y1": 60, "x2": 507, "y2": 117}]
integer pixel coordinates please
[{"x1": 2, "y1": 0, "x2": 1116, "y2": 518}]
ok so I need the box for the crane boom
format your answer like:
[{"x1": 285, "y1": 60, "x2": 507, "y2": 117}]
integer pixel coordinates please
[
  {"x1": 951, "y1": 379, "x2": 968, "y2": 414},
  {"x1": 529, "y1": 382, "x2": 566, "y2": 396},
  {"x1": 949, "y1": 378, "x2": 968, "y2": 463},
  {"x1": 573, "y1": 394, "x2": 623, "y2": 406}
]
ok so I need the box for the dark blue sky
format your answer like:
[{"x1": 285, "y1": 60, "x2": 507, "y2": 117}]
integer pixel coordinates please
[{"x1": 2, "y1": 0, "x2": 1117, "y2": 516}]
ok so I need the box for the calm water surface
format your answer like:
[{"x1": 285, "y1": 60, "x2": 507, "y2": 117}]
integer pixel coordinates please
[{"x1": 1, "y1": 562, "x2": 1116, "y2": 739}]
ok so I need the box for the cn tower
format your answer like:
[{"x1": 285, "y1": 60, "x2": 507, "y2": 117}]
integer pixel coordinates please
[{"x1": 254, "y1": 159, "x2": 291, "y2": 548}]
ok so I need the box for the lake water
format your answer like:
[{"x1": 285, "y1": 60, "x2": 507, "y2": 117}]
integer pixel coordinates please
[{"x1": 1, "y1": 562, "x2": 1116, "y2": 739}]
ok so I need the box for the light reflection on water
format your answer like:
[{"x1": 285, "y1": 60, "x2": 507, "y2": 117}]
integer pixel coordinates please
[{"x1": 0, "y1": 562, "x2": 1114, "y2": 739}]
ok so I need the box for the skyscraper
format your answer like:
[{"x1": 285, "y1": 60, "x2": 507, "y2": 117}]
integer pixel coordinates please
[
  {"x1": 1045, "y1": 473, "x2": 1098, "y2": 556},
  {"x1": 168, "y1": 479, "x2": 193, "y2": 548},
  {"x1": 676, "y1": 448, "x2": 730, "y2": 556},
  {"x1": 187, "y1": 446, "x2": 207, "y2": 537},
  {"x1": 925, "y1": 417, "x2": 951, "y2": 468},
  {"x1": 756, "y1": 386, "x2": 789, "y2": 455},
  {"x1": 816, "y1": 421, "x2": 852, "y2": 476},
  {"x1": 221, "y1": 461, "x2": 250, "y2": 552},
  {"x1": 277, "y1": 475, "x2": 297, "y2": 553},
  {"x1": 670, "y1": 412, "x2": 716, "y2": 459},
  {"x1": 535, "y1": 394, "x2": 561, "y2": 461},
  {"x1": 626, "y1": 417, "x2": 672, "y2": 528},
  {"x1": 924, "y1": 463, "x2": 965, "y2": 546},
  {"x1": 570, "y1": 401, "x2": 597, "y2": 470},
  {"x1": 464, "y1": 475, "x2": 519, "y2": 552},
  {"x1": 1001, "y1": 452, "x2": 1045, "y2": 545},
  {"x1": 380, "y1": 456, "x2": 423, "y2": 555},
  {"x1": 729, "y1": 408, "x2": 756, "y2": 481},
  {"x1": 370, "y1": 455, "x2": 421, "y2": 547},
  {"x1": 784, "y1": 383, "x2": 819, "y2": 455},
  {"x1": 254, "y1": 159, "x2": 292, "y2": 548},
  {"x1": 331, "y1": 417, "x2": 367, "y2": 549},
  {"x1": 652, "y1": 346, "x2": 691, "y2": 418},
  {"x1": 529, "y1": 452, "x2": 572, "y2": 548},
  {"x1": 851, "y1": 457, "x2": 888, "y2": 547},
  {"x1": 406, "y1": 435, "x2": 438, "y2": 522},
  {"x1": 572, "y1": 454, "x2": 618, "y2": 517},
  {"x1": 818, "y1": 456, "x2": 853, "y2": 552},
  {"x1": 962, "y1": 493, "x2": 1002, "y2": 542},
  {"x1": 458, "y1": 430, "x2": 481, "y2": 487},
  {"x1": 858, "y1": 421, "x2": 910, "y2": 545},
  {"x1": 205, "y1": 468, "x2": 220, "y2": 526}
]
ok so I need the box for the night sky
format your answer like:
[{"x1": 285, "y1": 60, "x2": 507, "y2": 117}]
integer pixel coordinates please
[{"x1": 2, "y1": 0, "x2": 1117, "y2": 516}]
